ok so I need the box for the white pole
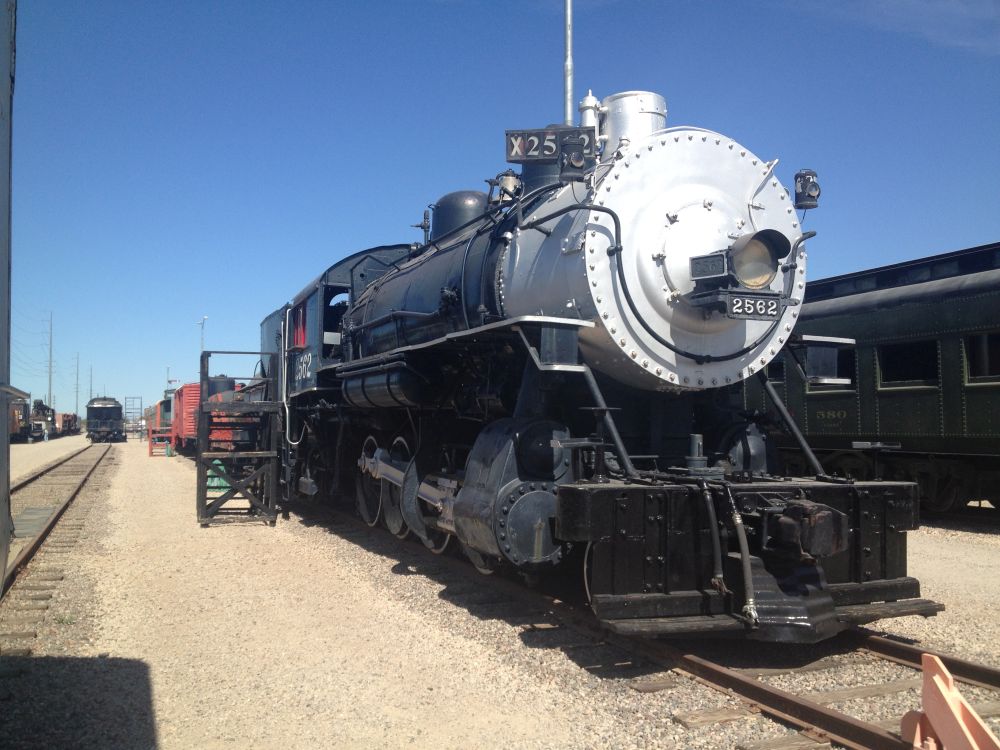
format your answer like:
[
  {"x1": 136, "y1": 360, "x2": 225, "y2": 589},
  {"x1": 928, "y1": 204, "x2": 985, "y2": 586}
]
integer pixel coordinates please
[{"x1": 564, "y1": 0, "x2": 574, "y2": 126}]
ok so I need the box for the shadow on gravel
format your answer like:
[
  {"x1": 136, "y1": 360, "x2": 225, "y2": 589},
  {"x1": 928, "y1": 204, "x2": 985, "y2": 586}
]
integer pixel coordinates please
[
  {"x1": 0, "y1": 655, "x2": 156, "y2": 749},
  {"x1": 921, "y1": 505, "x2": 1000, "y2": 535},
  {"x1": 287, "y1": 500, "x2": 932, "y2": 680},
  {"x1": 662, "y1": 633, "x2": 865, "y2": 672},
  {"x1": 287, "y1": 500, "x2": 663, "y2": 683}
]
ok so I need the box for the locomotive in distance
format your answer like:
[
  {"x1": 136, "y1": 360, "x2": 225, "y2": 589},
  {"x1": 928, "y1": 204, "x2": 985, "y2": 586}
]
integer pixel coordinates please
[
  {"x1": 246, "y1": 88, "x2": 940, "y2": 643},
  {"x1": 86, "y1": 397, "x2": 126, "y2": 443},
  {"x1": 8, "y1": 398, "x2": 79, "y2": 443}
]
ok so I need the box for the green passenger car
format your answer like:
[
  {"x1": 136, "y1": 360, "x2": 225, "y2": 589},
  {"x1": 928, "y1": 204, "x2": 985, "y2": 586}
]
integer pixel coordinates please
[{"x1": 744, "y1": 242, "x2": 1000, "y2": 511}]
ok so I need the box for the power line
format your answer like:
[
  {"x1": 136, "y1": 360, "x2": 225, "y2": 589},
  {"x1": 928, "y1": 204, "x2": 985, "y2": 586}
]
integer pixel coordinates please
[{"x1": 9, "y1": 321, "x2": 45, "y2": 337}]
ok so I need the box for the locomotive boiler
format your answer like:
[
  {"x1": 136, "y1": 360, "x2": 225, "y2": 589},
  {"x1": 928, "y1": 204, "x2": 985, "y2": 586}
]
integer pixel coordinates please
[{"x1": 263, "y1": 89, "x2": 940, "y2": 642}]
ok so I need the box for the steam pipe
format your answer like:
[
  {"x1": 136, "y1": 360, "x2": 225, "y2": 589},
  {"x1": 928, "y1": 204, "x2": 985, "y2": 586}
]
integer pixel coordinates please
[
  {"x1": 282, "y1": 306, "x2": 304, "y2": 447},
  {"x1": 580, "y1": 366, "x2": 637, "y2": 479},
  {"x1": 722, "y1": 483, "x2": 758, "y2": 626},
  {"x1": 757, "y1": 371, "x2": 827, "y2": 478},
  {"x1": 349, "y1": 309, "x2": 439, "y2": 334},
  {"x1": 699, "y1": 480, "x2": 726, "y2": 592}
]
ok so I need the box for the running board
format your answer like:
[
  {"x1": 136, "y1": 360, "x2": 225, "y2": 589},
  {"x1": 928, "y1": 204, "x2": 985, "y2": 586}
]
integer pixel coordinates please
[
  {"x1": 601, "y1": 614, "x2": 747, "y2": 637},
  {"x1": 601, "y1": 598, "x2": 944, "y2": 638},
  {"x1": 836, "y1": 598, "x2": 945, "y2": 625}
]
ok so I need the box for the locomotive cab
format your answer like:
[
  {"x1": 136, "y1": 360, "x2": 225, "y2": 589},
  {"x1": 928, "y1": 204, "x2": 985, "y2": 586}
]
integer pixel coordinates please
[{"x1": 322, "y1": 289, "x2": 349, "y2": 361}]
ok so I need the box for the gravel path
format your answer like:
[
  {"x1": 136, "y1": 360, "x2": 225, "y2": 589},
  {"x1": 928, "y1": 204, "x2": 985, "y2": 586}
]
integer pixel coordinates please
[{"x1": 1, "y1": 440, "x2": 998, "y2": 748}]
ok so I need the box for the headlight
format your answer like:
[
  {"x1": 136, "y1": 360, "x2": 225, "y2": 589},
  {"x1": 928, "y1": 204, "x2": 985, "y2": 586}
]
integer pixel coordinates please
[{"x1": 729, "y1": 230, "x2": 791, "y2": 290}]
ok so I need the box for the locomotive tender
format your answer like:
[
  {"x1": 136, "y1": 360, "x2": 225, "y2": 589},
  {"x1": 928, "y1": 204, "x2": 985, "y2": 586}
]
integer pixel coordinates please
[
  {"x1": 262, "y1": 89, "x2": 941, "y2": 642},
  {"x1": 86, "y1": 397, "x2": 126, "y2": 443}
]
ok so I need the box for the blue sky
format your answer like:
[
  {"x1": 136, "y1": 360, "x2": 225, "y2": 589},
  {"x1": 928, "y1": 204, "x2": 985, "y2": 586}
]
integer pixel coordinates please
[{"x1": 10, "y1": 0, "x2": 1000, "y2": 412}]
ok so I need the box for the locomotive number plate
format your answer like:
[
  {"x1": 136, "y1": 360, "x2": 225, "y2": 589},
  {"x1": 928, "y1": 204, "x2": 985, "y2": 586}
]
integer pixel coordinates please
[
  {"x1": 505, "y1": 126, "x2": 595, "y2": 164},
  {"x1": 728, "y1": 294, "x2": 781, "y2": 320}
]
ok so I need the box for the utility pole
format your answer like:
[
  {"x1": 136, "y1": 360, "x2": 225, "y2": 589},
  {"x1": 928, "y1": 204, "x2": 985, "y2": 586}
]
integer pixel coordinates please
[
  {"x1": 47, "y1": 311, "x2": 53, "y2": 407},
  {"x1": 89, "y1": 366, "x2": 92, "y2": 400},
  {"x1": 2, "y1": 1, "x2": 18, "y2": 573},
  {"x1": 74, "y1": 353, "x2": 79, "y2": 414}
]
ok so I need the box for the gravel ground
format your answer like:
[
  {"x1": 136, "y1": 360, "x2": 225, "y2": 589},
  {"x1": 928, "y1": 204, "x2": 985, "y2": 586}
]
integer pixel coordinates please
[
  {"x1": 878, "y1": 523, "x2": 1000, "y2": 669},
  {"x1": 9, "y1": 435, "x2": 91, "y2": 484},
  {"x1": 1, "y1": 440, "x2": 998, "y2": 748}
]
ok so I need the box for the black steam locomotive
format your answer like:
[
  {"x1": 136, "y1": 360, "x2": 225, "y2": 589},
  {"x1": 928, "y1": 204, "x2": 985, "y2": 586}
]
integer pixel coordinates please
[{"x1": 259, "y1": 89, "x2": 941, "y2": 643}]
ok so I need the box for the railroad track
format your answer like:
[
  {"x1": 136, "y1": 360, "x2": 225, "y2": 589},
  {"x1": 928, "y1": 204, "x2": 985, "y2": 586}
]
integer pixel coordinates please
[
  {"x1": 2, "y1": 444, "x2": 112, "y2": 597},
  {"x1": 629, "y1": 632, "x2": 1000, "y2": 750},
  {"x1": 291, "y1": 499, "x2": 1000, "y2": 750}
]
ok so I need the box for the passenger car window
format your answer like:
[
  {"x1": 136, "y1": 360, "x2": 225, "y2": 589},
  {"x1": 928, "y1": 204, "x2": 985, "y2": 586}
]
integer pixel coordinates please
[
  {"x1": 806, "y1": 347, "x2": 856, "y2": 392},
  {"x1": 965, "y1": 332, "x2": 1000, "y2": 383},
  {"x1": 878, "y1": 340, "x2": 938, "y2": 387}
]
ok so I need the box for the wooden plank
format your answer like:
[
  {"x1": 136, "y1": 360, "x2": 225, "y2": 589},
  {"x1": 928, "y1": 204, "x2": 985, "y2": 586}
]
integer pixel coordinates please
[
  {"x1": 739, "y1": 734, "x2": 832, "y2": 750},
  {"x1": 740, "y1": 657, "x2": 842, "y2": 678},
  {"x1": 522, "y1": 621, "x2": 562, "y2": 631},
  {"x1": 675, "y1": 706, "x2": 755, "y2": 728},
  {"x1": 803, "y1": 677, "x2": 922, "y2": 705},
  {"x1": 629, "y1": 675, "x2": 679, "y2": 693}
]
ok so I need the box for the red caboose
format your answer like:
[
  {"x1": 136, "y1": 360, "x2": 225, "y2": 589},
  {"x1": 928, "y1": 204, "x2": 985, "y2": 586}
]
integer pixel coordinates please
[
  {"x1": 171, "y1": 382, "x2": 200, "y2": 454},
  {"x1": 171, "y1": 377, "x2": 238, "y2": 454},
  {"x1": 55, "y1": 413, "x2": 79, "y2": 435}
]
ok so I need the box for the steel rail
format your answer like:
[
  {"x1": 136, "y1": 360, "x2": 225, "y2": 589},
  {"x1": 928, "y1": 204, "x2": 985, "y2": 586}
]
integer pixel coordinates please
[
  {"x1": 2, "y1": 444, "x2": 110, "y2": 597},
  {"x1": 9, "y1": 442, "x2": 94, "y2": 493},
  {"x1": 634, "y1": 640, "x2": 909, "y2": 750},
  {"x1": 857, "y1": 629, "x2": 1000, "y2": 691}
]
